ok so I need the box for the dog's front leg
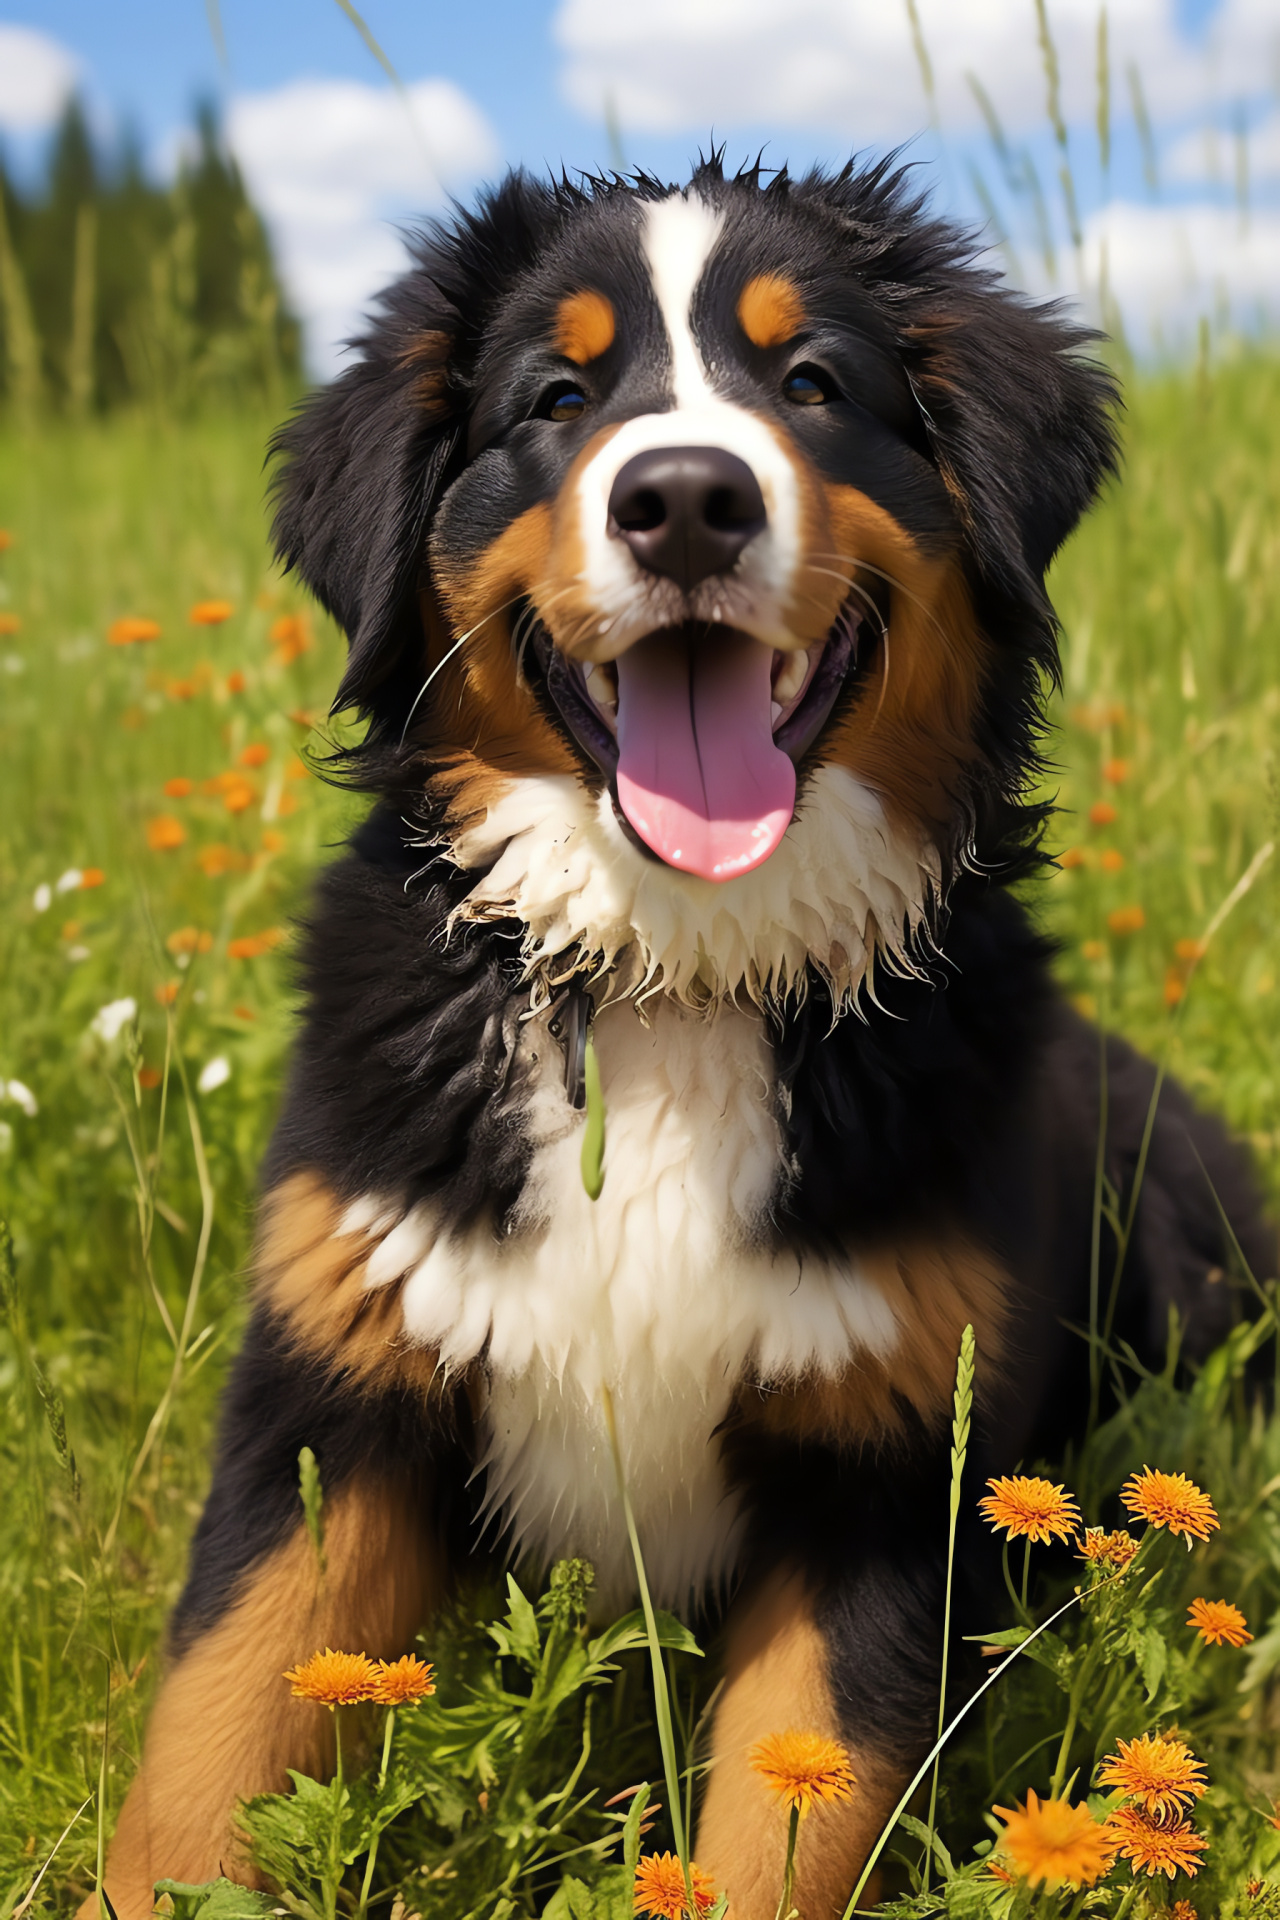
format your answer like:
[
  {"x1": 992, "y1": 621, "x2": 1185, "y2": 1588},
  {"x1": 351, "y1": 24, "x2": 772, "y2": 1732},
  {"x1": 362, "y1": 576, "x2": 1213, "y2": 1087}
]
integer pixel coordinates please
[
  {"x1": 97, "y1": 1298, "x2": 465, "y2": 1920},
  {"x1": 697, "y1": 1456, "x2": 951, "y2": 1919}
]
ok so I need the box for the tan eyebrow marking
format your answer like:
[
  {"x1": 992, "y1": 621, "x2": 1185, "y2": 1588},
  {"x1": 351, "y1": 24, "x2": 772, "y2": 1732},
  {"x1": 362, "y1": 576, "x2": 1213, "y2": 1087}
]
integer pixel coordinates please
[
  {"x1": 737, "y1": 273, "x2": 807, "y2": 350},
  {"x1": 553, "y1": 289, "x2": 616, "y2": 364}
]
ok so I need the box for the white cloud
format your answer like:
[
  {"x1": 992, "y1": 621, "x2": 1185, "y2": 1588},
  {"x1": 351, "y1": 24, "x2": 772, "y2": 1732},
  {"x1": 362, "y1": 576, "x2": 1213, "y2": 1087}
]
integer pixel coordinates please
[
  {"x1": 554, "y1": 0, "x2": 1270, "y2": 144},
  {"x1": 1081, "y1": 199, "x2": 1280, "y2": 340},
  {"x1": 0, "y1": 24, "x2": 78, "y2": 133},
  {"x1": 227, "y1": 76, "x2": 499, "y2": 376}
]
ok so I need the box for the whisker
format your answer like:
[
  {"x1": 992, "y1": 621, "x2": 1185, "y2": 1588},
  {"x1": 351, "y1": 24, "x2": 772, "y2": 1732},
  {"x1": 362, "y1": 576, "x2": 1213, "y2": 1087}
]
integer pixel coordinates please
[
  {"x1": 398, "y1": 593, "x2": 524, "y2": 747},
  {"x1": 809, "y1": 551, "x2": 952, "y2": 646},
  {"x1": 798, "y1": 565, "x2": 888, "y2": 637}
]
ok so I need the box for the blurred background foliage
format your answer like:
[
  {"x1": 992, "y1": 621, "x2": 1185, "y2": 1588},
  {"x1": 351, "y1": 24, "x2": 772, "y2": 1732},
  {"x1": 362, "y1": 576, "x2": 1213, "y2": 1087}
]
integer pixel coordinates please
[{"x1": 0, "y1": 97, "x2": 300, "y2": 421}]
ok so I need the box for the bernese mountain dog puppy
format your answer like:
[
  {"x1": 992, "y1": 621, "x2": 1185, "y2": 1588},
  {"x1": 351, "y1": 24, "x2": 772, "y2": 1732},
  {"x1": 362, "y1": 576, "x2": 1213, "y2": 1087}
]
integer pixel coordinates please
[{"x1": 100, "y1": 156, "x2": 1271, "y2": 1918}]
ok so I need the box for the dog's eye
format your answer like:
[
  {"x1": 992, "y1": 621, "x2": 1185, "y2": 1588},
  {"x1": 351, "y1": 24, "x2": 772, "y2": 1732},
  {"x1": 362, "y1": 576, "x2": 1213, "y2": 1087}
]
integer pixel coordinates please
[
  {"x1": 783, "y1": 365, "x2": 835, "y2": 406},
  {"x1": 544, "y1": 385, "x2": 588, "y2": 423}
]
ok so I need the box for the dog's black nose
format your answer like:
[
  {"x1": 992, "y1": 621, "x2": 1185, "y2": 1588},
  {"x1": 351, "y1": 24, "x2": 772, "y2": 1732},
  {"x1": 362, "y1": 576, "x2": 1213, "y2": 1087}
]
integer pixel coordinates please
[{"x1": 608, "y1": 446, "x2": 767, "y2": 592}]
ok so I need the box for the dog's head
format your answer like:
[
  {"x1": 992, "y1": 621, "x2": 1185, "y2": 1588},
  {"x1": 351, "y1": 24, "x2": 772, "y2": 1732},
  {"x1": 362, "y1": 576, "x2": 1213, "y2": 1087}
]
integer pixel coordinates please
[{"x1": 272, "y1": 158, "x2": 1117, "y2": 1003}]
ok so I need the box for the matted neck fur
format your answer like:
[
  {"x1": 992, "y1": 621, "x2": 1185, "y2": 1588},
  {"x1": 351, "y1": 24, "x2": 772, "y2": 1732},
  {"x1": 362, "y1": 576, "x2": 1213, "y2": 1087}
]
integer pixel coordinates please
[{"x1": 271, "y1": 154, "x2": 1118, "y2": 1010}]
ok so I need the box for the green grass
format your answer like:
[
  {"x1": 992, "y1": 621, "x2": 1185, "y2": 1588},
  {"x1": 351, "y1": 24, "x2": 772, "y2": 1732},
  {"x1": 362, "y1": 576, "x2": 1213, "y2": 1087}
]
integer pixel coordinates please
[{"x1": 0, "y1": 353, "x2": 1277, "y2": 1913}]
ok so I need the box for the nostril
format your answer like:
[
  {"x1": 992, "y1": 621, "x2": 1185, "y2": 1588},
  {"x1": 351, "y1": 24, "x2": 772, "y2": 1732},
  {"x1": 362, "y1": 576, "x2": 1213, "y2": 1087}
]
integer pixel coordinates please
[
  {"x1": 614, "y1": 486, "x2": 666, "y2": 533},
  {"x1": 704, "y1": 483, "x2": 762, "y2": 532}
]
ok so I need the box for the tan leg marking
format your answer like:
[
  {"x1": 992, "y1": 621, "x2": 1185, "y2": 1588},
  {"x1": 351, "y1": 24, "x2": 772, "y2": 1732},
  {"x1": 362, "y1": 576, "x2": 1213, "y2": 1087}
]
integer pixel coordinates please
[
  {"x1": 697, "y1": 1570, "x2": 903, "y2": 1920},
  {"x1": 97, "y1": 1474, "x2": 444, "y2": 1920}
]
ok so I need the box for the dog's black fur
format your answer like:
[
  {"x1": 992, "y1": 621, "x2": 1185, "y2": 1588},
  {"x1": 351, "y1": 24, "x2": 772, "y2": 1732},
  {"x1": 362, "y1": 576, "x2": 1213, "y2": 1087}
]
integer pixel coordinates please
[{"x1": 104, "y1": 155, "x2": 1274, "y2": 1914}]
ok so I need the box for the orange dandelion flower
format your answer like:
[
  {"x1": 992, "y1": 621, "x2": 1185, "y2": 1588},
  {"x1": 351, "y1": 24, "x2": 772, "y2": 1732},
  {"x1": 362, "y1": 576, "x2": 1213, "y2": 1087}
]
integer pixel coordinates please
[
  {"x1": 146, "y1": 814, "x2": 185, "y2": 852},
  {"x1": 1108, "y1": 905, "x2": 1146, "y2": 936},
  {"x1": 1098, "y1": 1734, "x2": 1206, "y2": 1818},
  {"x1": 233, "y1": 1004, "x2": 256, "y2": 1020},
  {"x1": 1170, "y1": 1903, "x2": 1198, "y2": 1920},
  {"x1": 1175, "y1": 938, "x2": 1208, "y2": 963},
  {"x1": 154, "y1": 982, "x2": 180, "y2": 1006},
  {"x1": 269, "y1": 612, "x2": 313, "y2": 662},
  {"x1": 163, "y1": 777, "x2": 194, "y2": 798},
  {"x1": 1100, "y1": 849, "x2": 1126, "y2": 873},
  {"x1": 1103, "y1": 1805, "x2": 1208, "y2": 1880},
  {"x1": 283, "y1": 1648, "x2": 380, "y2": 1708},
  {"x1": 1089, "y1": 800, "x2": 1118, "y2": 826},
  {"x1": 137, "y1": 1066, "x2": 162, "y2": 1091},
  {"x1": 228, "y1": 928, "x2": 284, "y2": 961},
  {"x1": 197, "y1": 843, "x2": 245, "y2": 877},
  {"x1": 239, "y1": 742, "x2": 270, "y2": 768},
  {"x1": 165, "y1": 678, "x2": 196, "y2": 702},
  {"x1": 978, "y1": 1475, "x2": 1082, "y2": 1546},
  {"x1": 226, "y1": 669, "x2": 247, "y2": 694},
  {"x1": 994, "y1": 1792, "x2": 1113, "y2": 1890},
  {"x1": 748, "y1": 1729, "x2": 855, "y2": 1817},
  {"x1": 633, "y1": 1853, "x2": 718, "y2": 1919},
  {"x1": 1188, "y1": 1598, "x2": 1251, "y2": 1648},
  {"x1": 221, "y1": 776, "x2": 256, "y2": 814},
  {"x1": 1059, "y1": 847, "x2": 1086, "y2": 869},
  {"x1": 1103, "y1": 758, "x2": 1130, "y2": 784},
  {"x1": 1122, "y1": 1468, "x2": 1218, "y2": 1544},
  {"x1": 1079, "y1": 1528, "x2": 1140, "y2": 1572},
  {"x1": 261, "y1": 828, "x2": 286, "y2": 853},
  {"x1": 0, "y1": 529, "x2": 11, "y2": 551},
  {"x1": 80, "y1": 867, "x2": 104, "y2": 889},
  {"x1": 108, "y1": 616, "x2": 162, "y2": 646},
  {"x1": 1164, "y1": 967, "x2": 1186, "y2": 1008},
  {"x1": 0, "y1": 611, "x2": 20, "y2": 635},
  {"x1": 166, "y1": 926, "x2": 213, "y2": 957},
  {"x1": 1082, "y1": 939, "x2": 1106, "y2": 962},
  {"x1": 372, "y1": 1655, "x2": 436, "y2": 1706},
  {"x1": 189, "y1": 599, "x2": 234, "y2": 625}
]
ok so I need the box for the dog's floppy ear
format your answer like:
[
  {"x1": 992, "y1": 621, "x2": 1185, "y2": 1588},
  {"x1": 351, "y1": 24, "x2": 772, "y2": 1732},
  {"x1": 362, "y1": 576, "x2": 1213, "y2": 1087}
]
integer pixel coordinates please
[
  {"x1": 270, "y1": 306, "x2": 462, "y2": 730},
  {"x1": 905, "y1": 287, "x2": 1120, "y2": 608}
]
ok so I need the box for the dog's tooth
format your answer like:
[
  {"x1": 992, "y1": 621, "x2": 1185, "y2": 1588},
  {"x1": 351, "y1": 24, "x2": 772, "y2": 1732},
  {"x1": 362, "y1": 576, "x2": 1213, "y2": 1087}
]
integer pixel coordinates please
[
  {"x1": 773, "y1": 650, "x2": 809, "y2": 706},
  {"x1": 583, "y1": 662, "x2": 595, "y2": 679}
]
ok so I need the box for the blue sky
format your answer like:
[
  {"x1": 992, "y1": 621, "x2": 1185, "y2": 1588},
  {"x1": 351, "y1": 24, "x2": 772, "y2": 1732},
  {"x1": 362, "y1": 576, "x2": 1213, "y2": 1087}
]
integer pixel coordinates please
[{"x1": 3, "y1": 0, "x2": 1277, "y2": 371}]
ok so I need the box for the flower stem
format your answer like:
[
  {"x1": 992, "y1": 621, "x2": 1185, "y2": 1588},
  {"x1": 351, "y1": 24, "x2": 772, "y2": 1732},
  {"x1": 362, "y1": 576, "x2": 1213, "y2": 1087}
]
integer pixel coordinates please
[
  {"x1": 356, "y1": 1707, "x2": 397, "y2": 1920},
  {"x1": 328, "y1": 1711, "x2": 344, "y2": 1920},
  {"x1": 774, "y1": 1804, "x2": 800, "y2": 1920},
  {"x1": 1020, "y1": 1538, "x2": 1032, "y2": 1614}
]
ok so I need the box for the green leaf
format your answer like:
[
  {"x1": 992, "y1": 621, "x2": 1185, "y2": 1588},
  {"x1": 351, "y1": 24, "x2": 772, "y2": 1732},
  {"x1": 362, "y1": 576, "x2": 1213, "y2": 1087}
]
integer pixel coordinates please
[
  {"x1": 588, "y1": 1609, "x2": 703, "y2": 1665},
  {"x1": 1135, "y1": 1621, "x2": 1167, "y2": 1701},
  {"x1": 488, "y1": 1572, "x2": 542, "y2": 1668},
  {"x1": 621, "y1": 1783, "x2": 651, "y2": 1873},
  {"x1": 899, "y1": 1813, "x2": 956, "y2": 1880},
  {"x1": 580, "y1": 1035, "x2": 605, "y2": 1200},
  {"x1": 152, "y1": 1882, "x2": 276, "y2": 1920}
]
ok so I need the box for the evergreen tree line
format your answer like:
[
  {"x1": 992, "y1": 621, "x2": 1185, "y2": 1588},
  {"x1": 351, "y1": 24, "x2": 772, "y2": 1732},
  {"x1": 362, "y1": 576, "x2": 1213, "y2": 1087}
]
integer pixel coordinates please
[{"x1": 0, "y1": 99, "x2": 302, "y2": 421}]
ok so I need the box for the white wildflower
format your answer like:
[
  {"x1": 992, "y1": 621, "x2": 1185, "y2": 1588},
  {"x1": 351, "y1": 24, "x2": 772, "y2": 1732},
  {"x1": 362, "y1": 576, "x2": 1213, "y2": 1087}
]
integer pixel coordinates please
[
  {"x1": 33, "y1": 883, "x2": 51, "y2": 913},
  {"x1": 55, "y1": 869, "x2": 82, "y2": 894},
  {"x1": 4, "y1": 1079, "x2": 38, "y2": 1117},
  {"x1": 90, "y1": 997, "x2": 137, "y2": 1044},
  {"x1": 197, "y1": 1056, "x2": 231, "y2": 1094}
]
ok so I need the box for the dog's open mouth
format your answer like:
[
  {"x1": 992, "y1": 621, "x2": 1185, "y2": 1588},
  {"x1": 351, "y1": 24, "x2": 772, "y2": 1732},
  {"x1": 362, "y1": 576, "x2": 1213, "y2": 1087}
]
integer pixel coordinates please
[{"x1": 529, "y1": 603, "x2": 870, "y2": 882}]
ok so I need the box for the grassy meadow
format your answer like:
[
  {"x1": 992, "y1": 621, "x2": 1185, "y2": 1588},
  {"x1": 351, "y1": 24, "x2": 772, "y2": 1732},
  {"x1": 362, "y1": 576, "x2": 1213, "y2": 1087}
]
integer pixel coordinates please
[{"x1": 0, "y1": 351, "x2": 1278, "y2": 1917}]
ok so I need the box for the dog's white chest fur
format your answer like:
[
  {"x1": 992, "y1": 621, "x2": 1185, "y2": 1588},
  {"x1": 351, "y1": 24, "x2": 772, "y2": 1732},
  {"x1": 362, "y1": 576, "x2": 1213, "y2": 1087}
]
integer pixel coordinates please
[{"x1": 362, "y1": 996, "x2": 899, "y2": 1610}]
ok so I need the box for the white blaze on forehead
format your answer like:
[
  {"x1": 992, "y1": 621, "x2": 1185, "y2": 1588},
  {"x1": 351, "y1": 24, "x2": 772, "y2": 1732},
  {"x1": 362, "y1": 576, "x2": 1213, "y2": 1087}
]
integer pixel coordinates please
[
  {"x1": 566, "y1": 191, "x2": 808, "y2": 653},
  {"x1": 642, "y1": 192, "x2": 724, "y2": 407}
]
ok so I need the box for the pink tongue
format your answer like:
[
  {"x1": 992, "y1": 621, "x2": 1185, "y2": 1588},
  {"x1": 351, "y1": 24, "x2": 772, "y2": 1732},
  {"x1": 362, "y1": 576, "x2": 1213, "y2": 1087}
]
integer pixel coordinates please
[{"x1": 614, "y1": 630, "x2": 796, "y2": 883}]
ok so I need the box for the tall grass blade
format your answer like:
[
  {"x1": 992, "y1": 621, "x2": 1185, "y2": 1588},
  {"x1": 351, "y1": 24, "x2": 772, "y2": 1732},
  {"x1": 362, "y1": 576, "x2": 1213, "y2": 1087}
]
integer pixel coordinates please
[
  {"x1": 332, "y1": 0, "x2": 442, "y2": 184},
  {"x1": 601, "y1": 1381, "x2": 694, "y2": 1904},
  {"x1": 903, "y1": 0, "x2": 939, "y2": 126},
  {"x1": 1096, "y1": 7, "x2": 1111, "y2": 180},
  {"x1": 67, "y1": 205, "x2": 97, "y2": 422},
  {"x1": 1128, "y1": 61, "x2": 1160, "y2": 196},
  {"x1": 0, "y1": 188, "x2": 43, "y2": 427},
  {"x1": 923, "y1": 1325, "x2": 975, "y2": 1889}
]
